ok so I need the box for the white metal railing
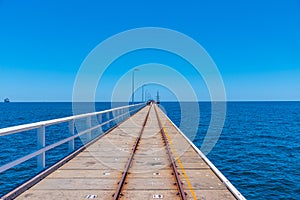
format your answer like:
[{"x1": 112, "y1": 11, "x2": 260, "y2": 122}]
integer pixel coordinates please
[{"x1": 0, "y1": 103, "x2": 145, "y2": 173}]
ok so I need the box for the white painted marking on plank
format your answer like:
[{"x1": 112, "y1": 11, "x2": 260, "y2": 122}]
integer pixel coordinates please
[
  {"x1": 86, "y1": 194, "x2": 97, "y2": 199},
  {"x1": 153, "y1": 194, "x2": 163, "y2": 198}
]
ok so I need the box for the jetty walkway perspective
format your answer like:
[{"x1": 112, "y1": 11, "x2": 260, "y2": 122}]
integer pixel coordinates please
[{"x1": 1, "y1": 103, "x2": 245, "y2": 200}]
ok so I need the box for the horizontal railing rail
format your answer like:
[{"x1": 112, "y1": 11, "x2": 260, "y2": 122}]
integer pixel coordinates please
[
  {"x1": 0, "y1": 103, "x2": 144, "y2": 136},
  {"x1": 0, "y1": 103, "x2": 145, "y2": 173}
]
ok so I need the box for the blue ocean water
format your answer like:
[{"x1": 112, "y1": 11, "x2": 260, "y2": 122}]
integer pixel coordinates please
[{"x1": 1, "y1": 102, "x2": 300, "y2": 199}]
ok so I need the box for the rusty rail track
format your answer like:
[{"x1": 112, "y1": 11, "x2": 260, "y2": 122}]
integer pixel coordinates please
[
  {"x1": 154, "y1": 105, "x2": 187, "y2": 200},
  {"x1": 113, "y1": 104, "x2": 152, "y2": 199},
  {"x1": 113, "y1": 103, "x2": 187, "y2": 200}
]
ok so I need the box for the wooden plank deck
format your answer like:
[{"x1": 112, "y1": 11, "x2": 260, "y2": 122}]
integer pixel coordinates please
[{"x1": 13, "y1": 104, "x2": 241, "y2": 200}]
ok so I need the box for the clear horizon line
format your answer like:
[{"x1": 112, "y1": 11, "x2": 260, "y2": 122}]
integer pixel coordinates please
[{"x1": 2, "y1": 100, "x2": 300, "y2": 103}]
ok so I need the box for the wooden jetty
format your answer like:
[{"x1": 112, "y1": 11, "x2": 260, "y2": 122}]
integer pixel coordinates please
[{"x1": 1, "y1": 103, "x2": 245, "y2": 200}]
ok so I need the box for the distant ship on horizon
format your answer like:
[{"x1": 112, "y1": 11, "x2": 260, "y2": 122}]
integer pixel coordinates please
[{"x1": 4, "y1": 98, "x2": 10, "y2": 103}]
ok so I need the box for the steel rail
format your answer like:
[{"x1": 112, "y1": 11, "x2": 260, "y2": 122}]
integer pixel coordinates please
[
  {"x1": 154, "y1": 104, "x2": 187, "y2": 200},
  {"x1": 113, "y1": 104, "x2": 152, "y2": 200}
]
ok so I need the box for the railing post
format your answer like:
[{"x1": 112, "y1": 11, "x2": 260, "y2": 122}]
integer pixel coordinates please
[
  {"x1": 119, "y1": 108, "x2": 122, "y2": 122},
  {"x1": 125, "y1": 108, "x2": 129, "y2": 119},
  {"x1": 97, "y1": 114, "x2": 103, "y2": 134},
  {"x1": 118, "y1": 109, "x2": 121, "y2": 124},
  {"x1": 117, "y1": 109, "x2": 120, "y2": 124},
  {"x1": 86, "y1": 116, "x2": 91, "y2": 141},
  {"x1": 68, "y1": 119, "x2": 75, "y2": 152},
  {"x1": 113, "y1": 110, "x2": 118, "y2": 124},
  {"x1": 123, "y1": 108, "x2": 126, "y2": 121},
  {"x1": 106, "y1": 112, "x2": 110, "y2": 129},
  {"x1": 120, "y1": 108, "x2": 123, "y2": 122},
  {"x1": 37, "y1": 126, "x2": 45, "y2": 170}
]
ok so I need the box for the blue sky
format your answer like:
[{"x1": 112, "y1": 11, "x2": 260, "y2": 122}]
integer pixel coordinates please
[{"x1": 0, "y1": 0, "x2": 299, "y2": 101}]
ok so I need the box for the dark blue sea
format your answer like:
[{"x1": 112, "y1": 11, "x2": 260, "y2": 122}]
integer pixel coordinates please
[{"x1": 0, "y1": 102, "x2": 300, "y2": 199}]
